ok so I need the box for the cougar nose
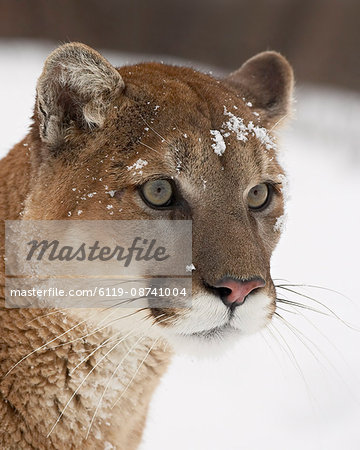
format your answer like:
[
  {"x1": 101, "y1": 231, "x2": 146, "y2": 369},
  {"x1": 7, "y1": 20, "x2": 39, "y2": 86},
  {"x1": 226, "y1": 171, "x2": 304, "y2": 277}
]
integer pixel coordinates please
[{"x1": 212, "y1": 277, "x2": 266, "y2": 307}]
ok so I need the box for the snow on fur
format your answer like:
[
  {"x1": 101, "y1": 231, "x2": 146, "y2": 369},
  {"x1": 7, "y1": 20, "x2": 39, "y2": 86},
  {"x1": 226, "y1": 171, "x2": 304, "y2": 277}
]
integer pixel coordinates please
[
  {"x1": 210, "y1": 130, "x2": 226, "y2": 156},
  {"x1": 127, "y1": 159, "x2": 148, "y2": 175},
  {"x1": 222, "y1": 107, "x2": 276, "y2": 150}
]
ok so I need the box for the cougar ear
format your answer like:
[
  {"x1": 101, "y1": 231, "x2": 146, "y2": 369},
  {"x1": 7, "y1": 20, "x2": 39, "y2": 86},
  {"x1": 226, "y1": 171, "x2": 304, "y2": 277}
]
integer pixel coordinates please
[
  {"x1": 36, "y1": 42, "x2": 124, "y2": 148},
  {"x1": 225, "y1": 51, "x2": 294, "y2": 127}
]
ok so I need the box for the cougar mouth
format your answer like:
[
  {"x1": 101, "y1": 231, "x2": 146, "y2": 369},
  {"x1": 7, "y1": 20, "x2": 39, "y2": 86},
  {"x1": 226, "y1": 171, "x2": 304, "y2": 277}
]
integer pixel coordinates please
[{"x1": 180, "y1": 323, "x2": 238, "y2": 340}]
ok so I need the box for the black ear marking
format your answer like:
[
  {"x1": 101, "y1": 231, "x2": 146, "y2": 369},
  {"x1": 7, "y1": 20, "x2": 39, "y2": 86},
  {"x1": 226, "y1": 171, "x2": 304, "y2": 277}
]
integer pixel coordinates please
[{"x1": 225, "y1": 51, "x2": 294, "y2": 127}]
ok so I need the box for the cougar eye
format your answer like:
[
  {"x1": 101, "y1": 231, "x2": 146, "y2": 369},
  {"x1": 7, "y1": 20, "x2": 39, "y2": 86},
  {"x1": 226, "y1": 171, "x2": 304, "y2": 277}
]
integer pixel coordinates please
[
  {"x1": 247, "y1": 183, "x2": 271, "y2": 210},
  {"x1": 140, "y1": 179, "x2": 174, "y2": 208}
]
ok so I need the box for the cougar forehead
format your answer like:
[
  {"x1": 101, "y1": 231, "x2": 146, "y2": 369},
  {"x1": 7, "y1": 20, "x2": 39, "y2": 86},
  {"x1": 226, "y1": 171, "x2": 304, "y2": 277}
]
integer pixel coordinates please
[{"x1": 118, "y1": 61, "x2": 279, "y2": 179}]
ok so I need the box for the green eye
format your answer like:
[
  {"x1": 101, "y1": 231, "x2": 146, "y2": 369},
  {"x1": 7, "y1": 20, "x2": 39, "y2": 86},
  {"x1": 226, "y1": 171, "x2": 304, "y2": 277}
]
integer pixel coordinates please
[
  {"x1": 141, "y1": 179, "x2": 174, "y2": 208},
  {"x1": 247, "y1": 183, "x2": 270, "y2": 210}
]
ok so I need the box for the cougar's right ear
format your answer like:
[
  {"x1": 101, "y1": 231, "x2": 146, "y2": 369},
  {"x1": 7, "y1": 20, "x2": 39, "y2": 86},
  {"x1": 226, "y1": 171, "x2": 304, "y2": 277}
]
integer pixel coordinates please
[{"x1": 36, "y1": 42, "x2": 124, "y2": 149}]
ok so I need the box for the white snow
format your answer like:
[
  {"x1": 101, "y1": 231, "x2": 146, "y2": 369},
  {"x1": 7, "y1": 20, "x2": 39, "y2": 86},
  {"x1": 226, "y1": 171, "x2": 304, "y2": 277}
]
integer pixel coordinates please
[
  {"x1": 273, "y1": 213, "x2": 286, "y2": 232},
  {"x1": 127, "y1": 158, "x2": 148, "y2": 174},
  {"x1": 223, "y1": 106, "x2": 276, "y2": 150},
  {"x1": 1, "y1": 40, "x2": 360, "y2": 450},
  {"x1": 210, "y1": 129, "x2": 226, "y2": 156},
  {"x1": 248, "y1": 120, "x2": 276, "y2": 150},
  {"x1": 223, "y1": 106, "x2": 249, "y2": 142}
]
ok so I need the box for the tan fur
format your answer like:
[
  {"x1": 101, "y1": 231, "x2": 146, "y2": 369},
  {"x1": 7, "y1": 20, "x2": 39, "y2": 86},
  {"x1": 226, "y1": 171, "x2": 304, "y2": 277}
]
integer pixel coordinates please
[{"x1": 0, "y1": 43, "x2": 293, "y2": 449}]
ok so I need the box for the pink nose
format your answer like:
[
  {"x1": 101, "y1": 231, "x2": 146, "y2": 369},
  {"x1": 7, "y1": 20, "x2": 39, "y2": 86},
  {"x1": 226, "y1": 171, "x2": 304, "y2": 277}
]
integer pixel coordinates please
[{"x1": 214, "y1": 277, "x2": 266, "y2": 306}]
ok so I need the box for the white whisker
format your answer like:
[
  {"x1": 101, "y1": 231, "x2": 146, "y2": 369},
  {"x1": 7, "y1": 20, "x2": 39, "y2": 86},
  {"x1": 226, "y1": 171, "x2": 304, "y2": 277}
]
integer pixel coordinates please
[
  {"x1": 111, "y1": 337, "x2": 160, "y2": 410},
  {"x1": 47, "y1": 332, "x2": 138, "y2": 438},
  {"x1": 139, "y1": 141, "x2": 161, "y2": 155},
  {"x1": 85, "y1": 334, "x2": 151, "y2": 438},
  {"x1": 3, "y1": 310, "x2": 103, "y2": 379}
]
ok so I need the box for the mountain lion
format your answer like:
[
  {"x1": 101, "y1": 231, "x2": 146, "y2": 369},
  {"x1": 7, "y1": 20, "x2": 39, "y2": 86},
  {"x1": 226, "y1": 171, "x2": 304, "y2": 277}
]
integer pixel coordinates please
[{"x1": 0, "y1": 43, "x2": 293, "y2": 449}]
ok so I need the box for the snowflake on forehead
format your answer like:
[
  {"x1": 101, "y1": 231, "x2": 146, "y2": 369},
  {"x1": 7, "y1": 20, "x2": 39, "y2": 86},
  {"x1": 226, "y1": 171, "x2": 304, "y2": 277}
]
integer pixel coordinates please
[
  {"x1": 126, "y1": 159, "x2": 148, "y2": 175},
  {"x1": 222, "y1": 107, "x2": 249, "y2": 142},
  {"x1": 210, "y1": 130, "x2": 226, "y2": 156},
  {"x1": 221, "y1": 106, "x2": 276, "y2": 151}
]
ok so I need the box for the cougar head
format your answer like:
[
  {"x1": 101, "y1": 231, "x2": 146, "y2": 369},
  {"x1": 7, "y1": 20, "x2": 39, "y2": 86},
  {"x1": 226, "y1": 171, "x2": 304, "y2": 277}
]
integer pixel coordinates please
[{"x1": 27, "y1": 43, "x2": 293, "y2": 352}]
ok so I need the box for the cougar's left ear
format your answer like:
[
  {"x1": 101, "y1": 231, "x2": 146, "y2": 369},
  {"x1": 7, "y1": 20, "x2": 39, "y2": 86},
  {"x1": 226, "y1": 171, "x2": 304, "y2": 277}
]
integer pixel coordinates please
[
  {"x1": 225, "y1": 51, "x2": 294, "y2": 127},
  {"x1": 36, "y1": 42, "x2": 124, "y2": 149}
]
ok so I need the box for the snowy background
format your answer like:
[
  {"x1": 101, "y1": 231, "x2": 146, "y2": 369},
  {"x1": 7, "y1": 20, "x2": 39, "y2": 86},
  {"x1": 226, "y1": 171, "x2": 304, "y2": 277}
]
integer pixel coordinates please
[{"x1": 1, "y1": 40, "x2": 359, "y2": 449}]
